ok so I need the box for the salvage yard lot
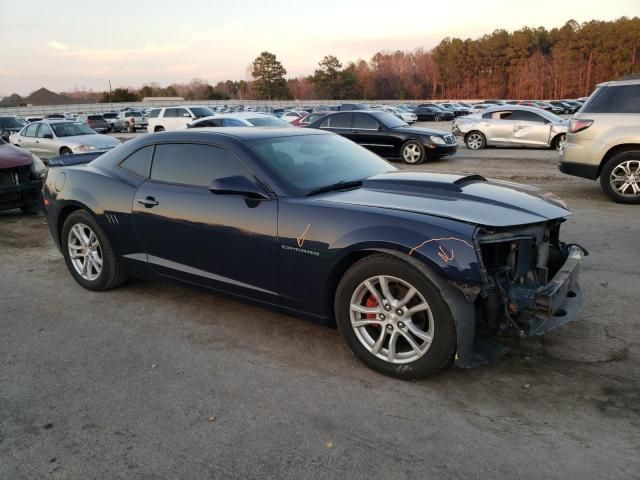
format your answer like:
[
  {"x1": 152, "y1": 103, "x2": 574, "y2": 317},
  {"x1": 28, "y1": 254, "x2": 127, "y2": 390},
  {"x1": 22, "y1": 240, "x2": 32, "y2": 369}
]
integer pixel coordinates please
[{"x1": 1, "y1": 128, "x2": 639, "y2": 479}]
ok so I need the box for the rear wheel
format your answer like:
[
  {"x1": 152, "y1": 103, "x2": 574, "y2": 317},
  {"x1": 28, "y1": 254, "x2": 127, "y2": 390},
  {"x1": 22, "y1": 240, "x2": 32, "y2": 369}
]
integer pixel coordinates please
[
  {"x1": 20, "y1": 204, "x2": 38, "y2": 214},
  {"x1": 465, "y1": 131, "x2": 486, "y2": 150},
  {"x1": 552, "y1": 133, "x2": 566, "y2": 151},
  {"x1": 600, "y1": 150, "x2": 640, "y2": 204},
  {"x1": 335, "y1": 254, "x2": 456, "y2": 379},
  {"x1": 61, "y1": 210, "x2": 127, "y2": 290},
  {"x1": 401, "y1": 140, "x2": 425, "y2": 164},
  {"x1": 155, "y1": 126, "x2": 165, "y2": 132}
]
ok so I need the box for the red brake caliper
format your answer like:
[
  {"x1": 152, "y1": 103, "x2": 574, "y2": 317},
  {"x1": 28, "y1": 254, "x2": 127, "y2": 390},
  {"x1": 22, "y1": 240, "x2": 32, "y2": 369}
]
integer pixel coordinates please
[{"x1": 365, "y1": 296, "x2": 378, "y2": 319}]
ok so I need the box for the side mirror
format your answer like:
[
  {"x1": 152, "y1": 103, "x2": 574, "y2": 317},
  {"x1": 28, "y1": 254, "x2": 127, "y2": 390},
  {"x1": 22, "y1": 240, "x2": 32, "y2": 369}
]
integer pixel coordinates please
[
  {"x1": 43, "y1": 133, "x2": 53, "y2": 139},
  {"x1": 209, "y1": 175, "x2": 269, "y2": 200}
]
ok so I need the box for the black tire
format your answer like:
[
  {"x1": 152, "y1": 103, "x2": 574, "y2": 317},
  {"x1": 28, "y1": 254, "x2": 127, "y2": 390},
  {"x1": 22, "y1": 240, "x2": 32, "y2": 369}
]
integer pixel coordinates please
[
  {"x1": 20, "y1": 204, "x2": 39, "y2": 214},
  {"x1": 434, "y1": 114, "x2": 441, "y2": 121},
  {"x1": 61, "y1": 210, "x2": 127, "y2": 291},
  {"x1": 335, "y1": 254, "x2": 457, "y2": 380},
  {"x1": 600, "y1": 150, "x2": 640, "y2": 204},
  {"x1": 155, "y1": 126, "x2": 165, "y2": 132},
  {"x1": 401, "y1": 140, "x2": 426, "y2": 165},
  {"x1": 60, "y1": 147, "x2": 72, "y2": 156},
  {"x1": 465, "y1": 131, "x2": 486, "y2": 150},
  {"x1": 552, "y1": 133, "x2": 566, "y2": 151}
]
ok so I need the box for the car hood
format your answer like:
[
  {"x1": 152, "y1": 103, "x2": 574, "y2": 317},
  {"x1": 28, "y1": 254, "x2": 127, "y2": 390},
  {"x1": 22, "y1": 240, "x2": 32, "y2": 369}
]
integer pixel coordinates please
[
  {"x1": 315, "y1": 171, "x2": 571, "y2": 227},
  {"x1": 0, "y1": 144, "x2": 33, "y2": 169},
  {"x1": 60, "y1": 134, "x2": 120, "y2": 148},
  {"x1": 390, "y1": 125, "x2": 451, "y2": 136}
]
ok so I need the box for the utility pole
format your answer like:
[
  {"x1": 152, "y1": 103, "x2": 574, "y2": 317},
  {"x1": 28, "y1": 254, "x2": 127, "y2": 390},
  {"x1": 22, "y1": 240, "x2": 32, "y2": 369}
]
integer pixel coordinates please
[{"x1": 108, "y1": 80, "x2": 112, "y2": 103}]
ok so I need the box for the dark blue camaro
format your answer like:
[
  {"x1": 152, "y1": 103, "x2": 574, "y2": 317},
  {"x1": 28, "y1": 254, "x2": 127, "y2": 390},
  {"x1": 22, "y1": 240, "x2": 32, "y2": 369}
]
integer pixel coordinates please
[{"x1": 43, "y1": 128, "x2": 585, "y2": 378}]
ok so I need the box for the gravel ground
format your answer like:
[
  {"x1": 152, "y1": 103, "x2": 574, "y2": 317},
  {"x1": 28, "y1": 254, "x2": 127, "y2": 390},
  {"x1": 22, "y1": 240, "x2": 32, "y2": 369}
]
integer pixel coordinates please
[{"x1": 1, "y1": 127, "x2": 639, "y2": 479}]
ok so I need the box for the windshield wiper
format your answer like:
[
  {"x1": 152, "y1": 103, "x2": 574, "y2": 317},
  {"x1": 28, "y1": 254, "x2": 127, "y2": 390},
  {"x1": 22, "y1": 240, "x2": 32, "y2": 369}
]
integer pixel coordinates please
[{"x1": 306, "y1": 180, "x2": 363, "y2": 197}]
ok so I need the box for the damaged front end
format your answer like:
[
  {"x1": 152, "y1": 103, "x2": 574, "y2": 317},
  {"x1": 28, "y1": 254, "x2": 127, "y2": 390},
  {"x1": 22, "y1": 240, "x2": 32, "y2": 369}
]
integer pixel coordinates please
[{"x1": 475, "y1": 220, "x2": 586, "y2": 339}]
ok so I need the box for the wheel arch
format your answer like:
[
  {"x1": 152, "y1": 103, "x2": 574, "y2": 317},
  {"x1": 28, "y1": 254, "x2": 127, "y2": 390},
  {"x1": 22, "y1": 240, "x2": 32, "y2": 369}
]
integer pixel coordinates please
[
  {"x1": 326, "y1": 246, "x2": 481, "y2": 368},
  {"x1": 56, "y1": 202, "x2": 98, "y2": 246},
  {"x1": 598, "y1": 144, "x2": 640, "y2": 178}
]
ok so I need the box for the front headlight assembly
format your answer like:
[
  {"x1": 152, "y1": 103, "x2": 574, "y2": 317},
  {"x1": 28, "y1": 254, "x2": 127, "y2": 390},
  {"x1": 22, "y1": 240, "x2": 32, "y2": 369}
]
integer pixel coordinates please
[
  {"x1": 74, "y1": 144, "x2": 97, "y2": 152},
  {"x1": 31, "y1": 154, "x2": 47, "y2": 177},
  {"x1": 429, "y1": 136, "x2": 446, "y2": 145}
]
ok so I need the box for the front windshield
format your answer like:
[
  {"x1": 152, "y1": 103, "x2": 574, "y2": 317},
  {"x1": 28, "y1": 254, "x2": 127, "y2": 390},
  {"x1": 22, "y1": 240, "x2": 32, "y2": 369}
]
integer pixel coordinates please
[
  {"x1": 376, "y1": 111, "x2": 408, "y2": 128},
  {"x1": 0, "y1": 117, "x2": 26, "y2": 128},
  {"x1": 190, "y1": 107, "x2": 215, "y2": 118},
  {"x1": 247, "y1": 116, "x2": 291, "y2": 127},
  {"x1": 248, "y1": 133, "x2": 395, "y2": 195},
  {"x1": 51, "y1": 122, "x2": 96, "y2": 137}
]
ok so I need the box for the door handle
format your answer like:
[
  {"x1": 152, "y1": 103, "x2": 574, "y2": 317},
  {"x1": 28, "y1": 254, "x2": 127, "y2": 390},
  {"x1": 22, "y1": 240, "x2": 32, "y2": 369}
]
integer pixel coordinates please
[{"x1": 136, "y1": 196, "x2": 159, "y2": 208}]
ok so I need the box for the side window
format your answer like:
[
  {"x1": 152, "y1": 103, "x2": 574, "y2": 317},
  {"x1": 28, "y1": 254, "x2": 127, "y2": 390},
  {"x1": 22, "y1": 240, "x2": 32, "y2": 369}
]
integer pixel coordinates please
[
  {"x1": 120, "y1": 146, "x2": 154, "y2": 177},
  {"x1": 149, "y1": 109, "x2": 160, "y2": 118},
  {"x1": 164, "y1": 108, "x2": 178, "y2": 118},
  {"x1": 176, "y1": 108, "x2": 189, "y2": 118},
  {"x1": 484, "y1": 111, "x2": 512, "y2": 120},
  {"x1": 511, "y1": 110, "x2": 545, "y2": 123},
  {"x1": 328, "y1": 113, "x2": 351, "y2": 128},
  {"x1": 222, "y1": 118, "x2": 244, "y2": 127},
  {"x1": 37, "y1": 124, "x2": 53, "y2": 138},
  {"x1": 353, "y1": 113, "x2": 379, "y2": 130},
  {"x1": 150, "y1": 144, "x2": 253, "y2": 187},
  {"x1": 23, "y1": 124, "x2": 39, "y2": 137},
  {"x1": 582, "y1": 85, "x2": 640, "y2": 114}
]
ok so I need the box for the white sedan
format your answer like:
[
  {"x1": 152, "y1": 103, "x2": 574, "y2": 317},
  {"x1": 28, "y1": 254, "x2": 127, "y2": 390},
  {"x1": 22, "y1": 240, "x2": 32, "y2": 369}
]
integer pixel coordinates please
[{"x1": 9, "y1": 120, "x2": 120, "y2": 160}]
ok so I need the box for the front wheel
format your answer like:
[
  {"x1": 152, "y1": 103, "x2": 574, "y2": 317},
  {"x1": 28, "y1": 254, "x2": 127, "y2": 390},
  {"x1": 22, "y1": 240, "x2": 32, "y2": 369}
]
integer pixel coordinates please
[
  {"x1": 61, "y1": 210, "x2": 127, "y2": 291},
  {"x1": 335, "y1": 254, "x2": 456, "y2": 379},
  {"x1": 465, "y1": 131, "x2": 486, "y2": 150},
  {"x1": 60, "y1": 147, "x2": 73, "y2": 156},
  {"x1": 600, "y1": 150, "x2": 640, "y2": 204},
  {"x1": 401, "y1": 140, "x2": 425, "y2": 164}
]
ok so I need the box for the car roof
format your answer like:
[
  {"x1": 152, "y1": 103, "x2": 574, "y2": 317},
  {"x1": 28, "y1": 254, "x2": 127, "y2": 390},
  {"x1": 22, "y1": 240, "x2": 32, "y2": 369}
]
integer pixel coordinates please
[
  {"x1": 29, "y1": 119, "x2": 79, "y2": 125},
  {"x1": 157, "y1": 127, "x2": 330, "y2": 141},
  {"x1": 597, "y1": 78, "x2": 640, "y2": 87}
]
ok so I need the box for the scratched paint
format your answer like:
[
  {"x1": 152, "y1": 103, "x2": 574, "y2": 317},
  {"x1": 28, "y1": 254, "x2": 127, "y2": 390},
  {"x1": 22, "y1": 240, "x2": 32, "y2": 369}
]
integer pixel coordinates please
[{"x1": 408, "y1": 236, "x2": 473, "y2": 263}]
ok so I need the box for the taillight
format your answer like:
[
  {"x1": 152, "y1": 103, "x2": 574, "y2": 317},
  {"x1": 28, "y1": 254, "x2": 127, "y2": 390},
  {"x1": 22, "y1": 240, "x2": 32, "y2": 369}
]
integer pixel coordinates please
[{"x1": 569, "y1": 119, "x2": 593, "y2": 134}]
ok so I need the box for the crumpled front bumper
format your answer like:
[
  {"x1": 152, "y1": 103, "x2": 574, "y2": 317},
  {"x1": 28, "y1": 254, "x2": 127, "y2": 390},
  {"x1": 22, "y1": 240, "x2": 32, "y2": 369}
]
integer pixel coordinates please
[{"x1": 527, "y1": 245, "x2": 585, "y2": 335}]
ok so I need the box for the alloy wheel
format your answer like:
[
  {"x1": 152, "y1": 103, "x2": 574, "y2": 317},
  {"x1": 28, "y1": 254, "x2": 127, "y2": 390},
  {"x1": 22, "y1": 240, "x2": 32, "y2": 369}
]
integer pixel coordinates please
[
  {"x1": 610, "y1": 160, "x2": 640, "y2": 197},
  {"x1": 466, "y1": 133, "x2": 483, "y2": 150},
  {"x1": 555, "y1": 134, "x2": 566, "y2": 151},
  {"x1": 349, "y1": 275, "x2": 434, "y2": 364},
  {"x1": 402, "y1": 143, "x2": 422, "y2": 163},
  {"x1": 68, "y1": 223, "x2": 103, "y2": 281}
]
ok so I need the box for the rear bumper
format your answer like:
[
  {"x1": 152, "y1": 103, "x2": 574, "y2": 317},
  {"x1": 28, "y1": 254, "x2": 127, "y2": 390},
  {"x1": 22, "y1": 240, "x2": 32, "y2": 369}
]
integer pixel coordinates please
[{"x1": 558, "y1": 161, "x2": 599, "y2": 180}]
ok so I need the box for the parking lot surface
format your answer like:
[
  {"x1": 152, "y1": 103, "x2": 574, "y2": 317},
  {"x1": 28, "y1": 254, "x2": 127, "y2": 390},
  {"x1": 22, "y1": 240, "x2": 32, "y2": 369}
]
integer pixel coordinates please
[{"x1": 1, "y1": 126, "x2": 639, "y2": 479}]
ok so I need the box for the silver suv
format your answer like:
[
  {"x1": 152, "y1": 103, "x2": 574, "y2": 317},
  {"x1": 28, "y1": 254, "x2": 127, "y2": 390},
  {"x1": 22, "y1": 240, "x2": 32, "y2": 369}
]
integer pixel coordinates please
[{"x1": 559, "y1": 78, "x2": 640, "y2": 203}]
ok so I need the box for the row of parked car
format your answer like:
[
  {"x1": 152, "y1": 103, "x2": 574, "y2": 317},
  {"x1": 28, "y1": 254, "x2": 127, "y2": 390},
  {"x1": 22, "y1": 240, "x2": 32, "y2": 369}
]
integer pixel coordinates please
[{"x1": 1, "y1": 80, "x2": 637, "y2": 207}]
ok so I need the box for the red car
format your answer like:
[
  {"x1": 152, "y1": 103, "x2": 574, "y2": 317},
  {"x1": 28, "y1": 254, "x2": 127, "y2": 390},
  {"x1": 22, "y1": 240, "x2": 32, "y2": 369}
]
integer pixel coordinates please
[
  {"x1": 0, "y1": 139, "x2": 46, "y2": 213},
  {"x1": 290, "y1": 112, "x2": 328, "y2": 127}
]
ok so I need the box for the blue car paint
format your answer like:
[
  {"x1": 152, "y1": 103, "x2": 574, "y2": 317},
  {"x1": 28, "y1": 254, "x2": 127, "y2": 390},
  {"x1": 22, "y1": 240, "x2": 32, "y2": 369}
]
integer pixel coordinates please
[{"x1": 43, "y1": 128, "x2": 580, "y2": 368}]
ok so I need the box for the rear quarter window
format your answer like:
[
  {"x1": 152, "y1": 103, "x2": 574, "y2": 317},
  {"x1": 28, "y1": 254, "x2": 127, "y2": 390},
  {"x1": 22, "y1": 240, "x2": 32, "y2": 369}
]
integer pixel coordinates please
[
  {"x1": 582, "y1": 85, "x2": 640, "y2": 114},
  {"x1": 120, "y1": 146, "x2": 154, "y2": 177}
]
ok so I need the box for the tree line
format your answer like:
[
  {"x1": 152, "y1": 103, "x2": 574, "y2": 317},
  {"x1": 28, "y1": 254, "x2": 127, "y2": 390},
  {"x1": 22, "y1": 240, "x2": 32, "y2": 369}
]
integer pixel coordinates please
[{"x1": 9, "y1": 16, "x2": 636, "y2": 106}]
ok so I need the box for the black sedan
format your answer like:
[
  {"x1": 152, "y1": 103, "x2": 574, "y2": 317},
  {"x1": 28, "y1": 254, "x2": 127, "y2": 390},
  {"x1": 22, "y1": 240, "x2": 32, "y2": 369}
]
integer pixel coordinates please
[
  {"x1": 306, "y1": 110, "x2": 457, "y2": 164},
  {"x1": 410, "y1": 105, "x2": 456, "y2": 121},
  {"x1": 44, "y1": 128, "x2": 586, "y2": 379}
]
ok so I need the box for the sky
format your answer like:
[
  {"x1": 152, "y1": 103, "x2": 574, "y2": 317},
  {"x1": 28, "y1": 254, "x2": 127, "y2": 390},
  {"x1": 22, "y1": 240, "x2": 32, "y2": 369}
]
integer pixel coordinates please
[{"x1": 0, "y1": 0, "x2": 638, "y2": 96}]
